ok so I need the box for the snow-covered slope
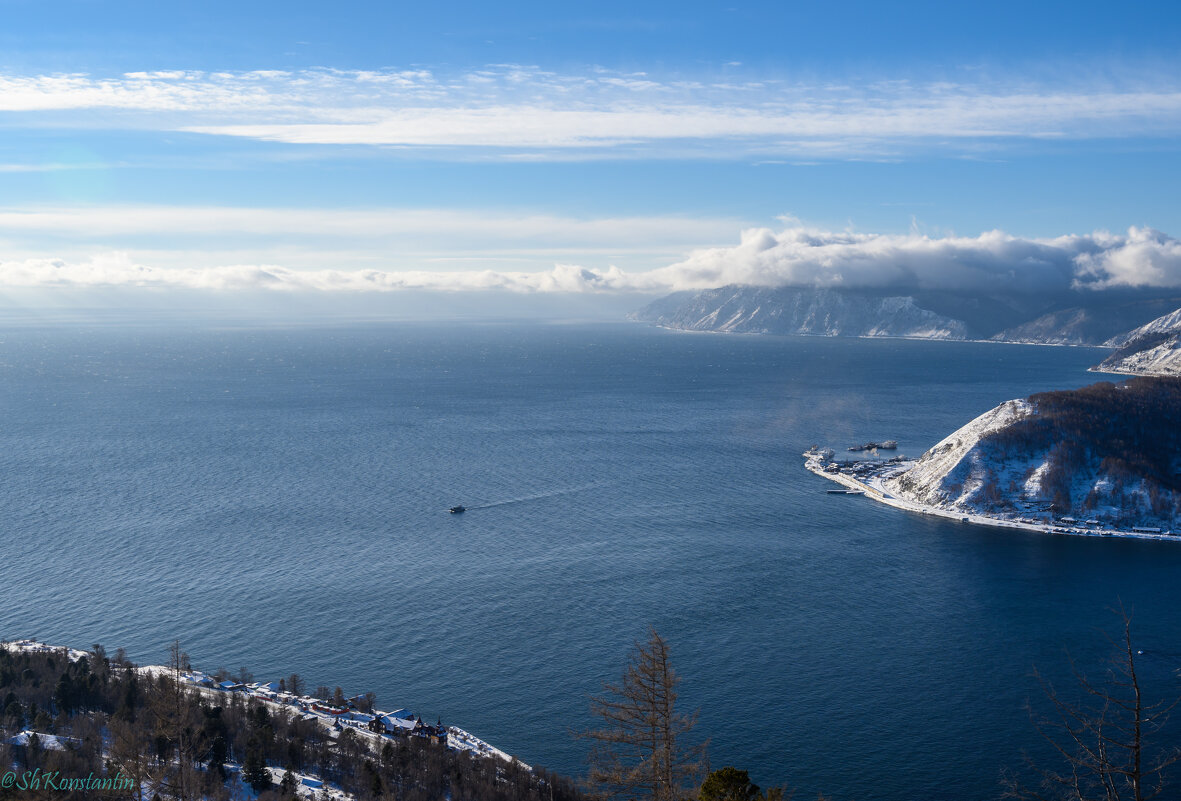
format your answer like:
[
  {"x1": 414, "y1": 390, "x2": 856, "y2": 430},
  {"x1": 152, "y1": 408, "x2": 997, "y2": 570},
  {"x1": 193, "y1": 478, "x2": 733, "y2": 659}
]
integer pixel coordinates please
[
  {"x1": 988, "y1": 299, "x2": 1181, "y2": 346},
  {"x1": 634, "y1": 286, "x2": 1181, "y2": 344},
  {"x1": 1096, "y1": 306, "x2": 1181, "y2": 376},
  {"x1": 883, "y1": 381, "x2": 1181, "y2": 528},
  {"x1": 885, "y1": 399, "x2": 1033, "y2": 508},
  {"x1": 1098, "y1": 335, "x2": 1181, "y2": 376},
  {"x1": 990, "y1": 308, "x2": 1102, "y2": 345},
  {"x1": 1103, "y1": 306, "x2": 1181, "y2": 347},
  {"x1": 632, "y1": 285, "x2": 968, "y2": 339}
]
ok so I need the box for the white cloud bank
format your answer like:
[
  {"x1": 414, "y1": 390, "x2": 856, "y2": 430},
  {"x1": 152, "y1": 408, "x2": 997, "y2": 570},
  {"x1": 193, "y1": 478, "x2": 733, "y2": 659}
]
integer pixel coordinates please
[
  {"x1": 648, "y1": 225, "x2": 1181, "y2": 294},
  {"x1": 3, "y1": 66, "x2": 1181, "y2": 157},
  {"x1": 0, "y1": 254, "x2": 636, "y2": 293},
  {"x1": 4, "y1": 226, "x2": 1181, "y2": 296}
]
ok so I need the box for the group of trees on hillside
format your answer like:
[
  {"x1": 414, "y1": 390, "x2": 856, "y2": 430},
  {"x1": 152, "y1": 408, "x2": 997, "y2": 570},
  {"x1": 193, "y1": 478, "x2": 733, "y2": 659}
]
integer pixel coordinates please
[
  {"x1": 978, "y1": 377, "x2": 1181, "y2": 518},
  {"x1": 0, "y1": 642, "x2": 582, "y2": 801}
]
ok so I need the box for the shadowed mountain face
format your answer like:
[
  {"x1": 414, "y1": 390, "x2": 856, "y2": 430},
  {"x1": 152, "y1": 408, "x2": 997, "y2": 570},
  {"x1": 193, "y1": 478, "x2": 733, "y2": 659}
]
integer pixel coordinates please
[
  {"x1": 630, "y1": 286, "x2": 967, "y2": 339},
  {"x1": 632, "y1": 285, "x2": 1181, "y2": 344},
  {"x1": 991, "y1": 297, "x2": 1181, "y2": 345}
]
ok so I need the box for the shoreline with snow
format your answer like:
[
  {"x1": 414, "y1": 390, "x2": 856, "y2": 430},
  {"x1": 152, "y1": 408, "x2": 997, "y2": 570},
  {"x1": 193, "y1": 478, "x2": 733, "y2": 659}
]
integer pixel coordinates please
[
  {"x1": 645, "y1": 322, "x2": 1118, "y2": 348},
  {"x1": 803, "y1": 453, "x2": 1180, "y2": 543},
  {"x1": 2, "y1": 639, "x2": 523, "y2": 771}
]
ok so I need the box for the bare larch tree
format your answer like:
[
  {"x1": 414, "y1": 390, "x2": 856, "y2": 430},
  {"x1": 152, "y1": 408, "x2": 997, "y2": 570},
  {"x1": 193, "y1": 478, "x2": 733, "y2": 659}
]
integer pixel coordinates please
[
  {"x1": 1004, "y1": 605, "x2": 1181, "y2": 801},
  {"x1": 580, "y1": 628, "x2": 707, "y2": 801}
]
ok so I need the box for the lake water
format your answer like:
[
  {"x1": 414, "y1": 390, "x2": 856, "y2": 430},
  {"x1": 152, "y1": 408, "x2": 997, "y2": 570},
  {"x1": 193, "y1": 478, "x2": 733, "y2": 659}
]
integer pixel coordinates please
[{"x1": 2, "y1": 321, "x2": 1179, "y2": 800}]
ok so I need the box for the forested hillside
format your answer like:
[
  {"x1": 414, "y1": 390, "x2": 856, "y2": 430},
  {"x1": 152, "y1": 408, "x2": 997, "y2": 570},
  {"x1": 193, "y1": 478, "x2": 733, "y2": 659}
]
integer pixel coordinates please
[
  {"x1": 886, "y1": 377, "x2": 1181, "y2": 527},
  {"x1": 0, "y1": 643, "x2": 583, "y2": 801}
]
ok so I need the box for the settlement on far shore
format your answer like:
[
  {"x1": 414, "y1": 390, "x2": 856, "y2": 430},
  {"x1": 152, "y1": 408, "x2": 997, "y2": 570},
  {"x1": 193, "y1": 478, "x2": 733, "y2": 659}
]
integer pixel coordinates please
[{"x1": 802, "y1": 447, "x2": 1175, "y2": 542}]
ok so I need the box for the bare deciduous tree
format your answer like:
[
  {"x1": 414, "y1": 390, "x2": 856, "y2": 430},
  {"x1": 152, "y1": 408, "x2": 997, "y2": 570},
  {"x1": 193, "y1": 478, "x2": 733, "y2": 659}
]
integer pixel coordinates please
[
  {"x1": 580, "y1": 628, "x2": 707, "y2": 801},
  {"x1": 1004, "y1": 605, "x2": 1181, "y2": 801},
  {"x1": 146, "y1": 640, "x2": 202, "y2": 801}
]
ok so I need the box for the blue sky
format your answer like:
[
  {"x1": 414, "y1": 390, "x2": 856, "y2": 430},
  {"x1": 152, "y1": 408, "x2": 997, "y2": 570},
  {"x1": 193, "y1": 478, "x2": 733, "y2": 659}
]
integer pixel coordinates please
[{"x1": 2, "y1": 0, "x2": 1181, "y2": 300}]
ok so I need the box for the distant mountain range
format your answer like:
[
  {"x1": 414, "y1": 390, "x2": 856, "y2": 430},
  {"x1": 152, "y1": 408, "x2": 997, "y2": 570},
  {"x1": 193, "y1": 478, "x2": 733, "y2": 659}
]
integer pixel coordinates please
[
  {"x1": 631, "y1": 286, "x2": 968, "y2": 339},
  {"x1": 631, "y1": 285, "x2": 1181, "y2": 348}
]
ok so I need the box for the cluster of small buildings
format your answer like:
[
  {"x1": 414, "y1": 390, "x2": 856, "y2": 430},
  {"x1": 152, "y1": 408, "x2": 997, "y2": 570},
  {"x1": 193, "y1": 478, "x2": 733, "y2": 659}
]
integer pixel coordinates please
[
  {"x1": 1, "y1": 641, "x2": 509, "y2": 766},
  {"x1": 807, "y1": 445, "x2": 910, "y2": 479},
  {"x1": 1035, "y1": 516, "x2": 1170, "y2": 536},
  {"x1": 179, "y1": 672, "x2": 448, "y2": 746},
  {"x1": 821, "y1": 456, "x2": 908, "y2": 477}
]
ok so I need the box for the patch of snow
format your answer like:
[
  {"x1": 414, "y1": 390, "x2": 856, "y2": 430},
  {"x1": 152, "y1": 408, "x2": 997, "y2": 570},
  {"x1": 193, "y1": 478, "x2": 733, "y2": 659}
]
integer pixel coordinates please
[
  {"x1": 1, "y1": 639, "x2": 89, "y2": 662},
  {"x1": 1023, "y1": 461, "x2": 1050, "y2": 498},
  {"x1": 5, "y1": 731, "x2": 75, "y2": 751}
]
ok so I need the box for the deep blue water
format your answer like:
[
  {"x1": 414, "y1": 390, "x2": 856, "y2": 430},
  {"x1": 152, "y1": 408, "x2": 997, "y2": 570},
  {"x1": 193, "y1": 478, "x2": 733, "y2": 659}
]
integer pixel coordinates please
[{"x1": 2, "y1": 322, "x2": 1179, "y2": 800}]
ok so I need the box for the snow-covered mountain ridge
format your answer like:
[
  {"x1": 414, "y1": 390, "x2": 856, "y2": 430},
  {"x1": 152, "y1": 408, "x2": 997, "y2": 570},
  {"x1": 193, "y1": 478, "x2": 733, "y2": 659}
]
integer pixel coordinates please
[
  {"x1": 883, "y1": 378, "x2": 1181, "y2": 529},
  {"x1": 1095, "y1": 306, "x2": 1181, "y2": 376},
  {"x1": 633, "y1": 285, "x2": 1181, "y2": 344},
  {"x1": 631, "y1": 286, "x2": 967, "y2": 339}
]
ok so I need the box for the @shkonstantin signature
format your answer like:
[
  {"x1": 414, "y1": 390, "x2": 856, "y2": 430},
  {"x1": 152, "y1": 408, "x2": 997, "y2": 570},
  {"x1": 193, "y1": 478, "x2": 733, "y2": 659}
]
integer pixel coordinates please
[{"x1": 2, "y1": 769, "x2": 134, "y2": 792}]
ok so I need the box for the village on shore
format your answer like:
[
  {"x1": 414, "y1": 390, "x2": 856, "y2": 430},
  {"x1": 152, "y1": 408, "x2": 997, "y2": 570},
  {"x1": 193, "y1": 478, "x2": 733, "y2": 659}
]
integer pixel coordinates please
[
  {"x1": 804, "y1": 446, "x2": 1178, "y2": 542},
  {"x1": 2, "y1": 637, "x2": 522, "y2": 796}
]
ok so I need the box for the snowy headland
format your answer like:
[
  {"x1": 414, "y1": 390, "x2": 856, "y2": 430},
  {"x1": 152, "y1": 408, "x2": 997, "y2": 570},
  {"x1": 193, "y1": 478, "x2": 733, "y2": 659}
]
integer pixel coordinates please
[
  {"x1": 803, "y1": 452, "x2": 1179, "y2": 542},
  {"x1": 2, "y1": 637, "x2": 523, "y2": 791},
  {"x1": 803, "y1": 379, "x2": 1181, "y2": 541}
]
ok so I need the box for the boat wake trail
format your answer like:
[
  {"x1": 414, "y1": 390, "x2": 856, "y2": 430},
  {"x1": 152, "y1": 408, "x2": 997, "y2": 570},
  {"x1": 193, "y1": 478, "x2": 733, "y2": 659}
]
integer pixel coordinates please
[{"x1": 462, "y1": 481, "x2": 610, "y2": 511}]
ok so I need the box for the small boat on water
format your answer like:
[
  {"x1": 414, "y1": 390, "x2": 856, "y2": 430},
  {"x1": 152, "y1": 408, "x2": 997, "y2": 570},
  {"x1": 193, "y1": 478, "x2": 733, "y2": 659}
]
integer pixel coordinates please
[
  {"x1": 827, "y1": 489, "x2": 864, "y2": 495},
  {"x1": 449, "y1": 505, "x2": 466, "y2": 514}
]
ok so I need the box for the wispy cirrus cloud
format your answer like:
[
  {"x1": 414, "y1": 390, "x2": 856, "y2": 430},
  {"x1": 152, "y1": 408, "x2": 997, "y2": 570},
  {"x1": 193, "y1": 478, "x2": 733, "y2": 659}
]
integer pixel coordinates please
[
  {"x1": 0, "y1": 204, "x2": 736, "y2": 243},
  {"x1": 3, "y1": 65, "x2": 1181, "y2": 158},
  {"x1": 0, "y1": 204, "x2": 745, "y2": 273}
]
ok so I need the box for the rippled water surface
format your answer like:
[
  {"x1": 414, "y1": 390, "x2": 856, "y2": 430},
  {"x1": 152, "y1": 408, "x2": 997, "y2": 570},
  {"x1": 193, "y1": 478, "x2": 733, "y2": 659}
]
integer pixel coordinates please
[{"x1": 2, "y1": 322, "x2": 1179, "y2": 800}]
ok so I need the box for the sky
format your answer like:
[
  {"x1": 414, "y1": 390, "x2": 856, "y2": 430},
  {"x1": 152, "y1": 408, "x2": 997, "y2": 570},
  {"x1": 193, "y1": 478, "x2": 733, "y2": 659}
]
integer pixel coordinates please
[{"x1": 2, "y1": 0, "x2": 1181, "y2": 310}]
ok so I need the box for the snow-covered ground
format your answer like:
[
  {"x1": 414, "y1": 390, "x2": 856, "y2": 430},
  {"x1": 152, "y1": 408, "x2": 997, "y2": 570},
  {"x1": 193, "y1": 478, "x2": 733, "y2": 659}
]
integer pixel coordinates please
[
  {"x1": 148, "y1": 669, "x2": 528, "y2": 769},
  {"x1": 803, "y1": 452, "x2": 1179, "y2": 542},
  {"x1": 883, "y1": 398, "x2": 1032, "y2": 508},
  {"x1": 2, "y1": 639, "x2": 527, "y2": 791},
  {"x1": 1096, "y1": 305, "x2": 1181, "y2": 376},
  {"x1": 1097, "y1": 334, "x2": 1181, "y2": 376},
  {"x1": 3, "y1": 639, "x2": 91, "y2": 662},
  {"x1": 446, "y1": 726, "x2": 523, "y2": 765},
  {"x1": 5, "y1": 730, "x2": 76, "y2": 751}
]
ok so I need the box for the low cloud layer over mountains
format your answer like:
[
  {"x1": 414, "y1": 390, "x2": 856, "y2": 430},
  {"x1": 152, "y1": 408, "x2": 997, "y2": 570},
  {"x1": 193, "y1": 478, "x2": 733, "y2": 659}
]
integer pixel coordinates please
[{"x1": 3, "y1": 225, "x2": 1181, "y2": 299}]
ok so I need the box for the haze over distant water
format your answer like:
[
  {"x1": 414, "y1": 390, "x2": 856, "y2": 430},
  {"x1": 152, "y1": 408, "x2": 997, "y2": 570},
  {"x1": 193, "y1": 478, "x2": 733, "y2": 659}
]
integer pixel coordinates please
[{"x1": 3, "y1": 322, "x2": 1180, "y2": 800}]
